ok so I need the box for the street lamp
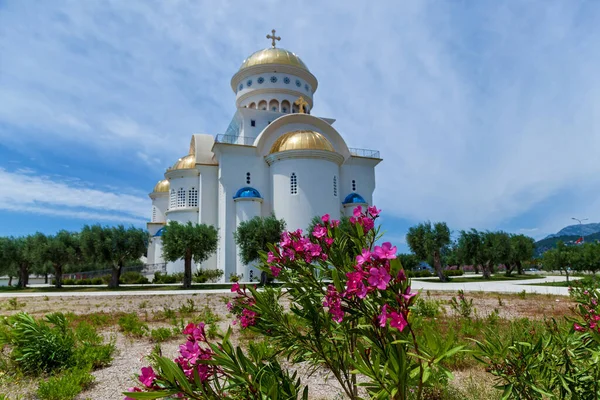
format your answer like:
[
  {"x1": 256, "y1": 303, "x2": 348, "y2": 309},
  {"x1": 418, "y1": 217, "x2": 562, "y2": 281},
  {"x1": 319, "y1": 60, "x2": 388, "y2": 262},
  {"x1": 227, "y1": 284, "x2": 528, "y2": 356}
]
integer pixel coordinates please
[{"x1": 572, "y1": 217, "x2": 589, "y2": 244}]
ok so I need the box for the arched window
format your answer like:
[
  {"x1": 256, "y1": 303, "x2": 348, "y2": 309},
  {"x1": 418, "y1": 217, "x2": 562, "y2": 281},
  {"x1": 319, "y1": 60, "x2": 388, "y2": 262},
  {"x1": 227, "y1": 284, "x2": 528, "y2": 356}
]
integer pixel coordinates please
[
  {"x1": 170, "y1": 189, "x2": 176, "y2": 208},
  {"x1": 188, "y1": 188, "x2": 198, "y2": 207},
  {"x1": 290, "y1": 173, "x2": 297, "y2": 195},
  {"x1": 152, "y1": 206, "x2": 157, "y2": 222},
  {"x1": 333, "y1": 176, "x2": 338, "y2": 197},
  {"x1": 177, "y1": 188, "x2": 186, "y2": 208},
  {"x1": 352, "y1": 180, "x2": 357, "y2": 191},
  {"x1": 246, "y1": 172, "x2": 251, "y2": 184},
  {"x1": 248, "y1": 102, "x2": 256, "y2": 109},
  {"x1": 269, "y1": 99, "x2": 279, "y2": 112},
  {"x1": 258, "y1": 100, "x2": 267, "y2": 110},
  {"x1": 281, "y1": 100, "x2": 290, "y2": 113}
]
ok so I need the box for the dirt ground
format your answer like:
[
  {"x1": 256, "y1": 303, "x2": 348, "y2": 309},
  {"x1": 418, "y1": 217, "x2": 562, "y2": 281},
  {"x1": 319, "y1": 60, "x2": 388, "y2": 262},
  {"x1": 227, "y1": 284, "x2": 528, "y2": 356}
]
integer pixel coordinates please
[{"x1": 0, "y1": 291, "x2": 576, "y2": 399}]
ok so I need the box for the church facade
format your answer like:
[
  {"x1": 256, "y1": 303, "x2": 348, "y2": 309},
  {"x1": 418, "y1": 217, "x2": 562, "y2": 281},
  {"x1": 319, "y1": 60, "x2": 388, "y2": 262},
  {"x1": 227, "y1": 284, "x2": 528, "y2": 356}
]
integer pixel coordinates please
[{"x1": 146, "y1": 32, "x2": 382, "y2": 281}]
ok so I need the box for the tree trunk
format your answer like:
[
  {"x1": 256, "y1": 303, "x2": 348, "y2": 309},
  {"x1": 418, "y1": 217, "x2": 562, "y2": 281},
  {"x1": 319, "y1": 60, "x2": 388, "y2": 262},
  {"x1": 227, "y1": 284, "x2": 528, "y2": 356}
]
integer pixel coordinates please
[
  {"x1": 433, "y1": 251, "x2": 447, "y2": 282},
  {"x1": 8, "y1": 276, "x2": 13, "y2": 286},
  {"x1": 54, "y1": 264, "x2": 63, "y2": 288},
  {"x1": 44, "y1": 273, "x2": 48, "y2": 284},
  {"x1": 482, "y1": 262, "x2": 492, "y2": 279},
  {"x1": 474, "y1": 264, "x2": 480, "y2": 274},
  {"x1": 109, "y1": 264, "x2": 121, "y2": 288},
  {"x1": 505, "y1": 264, "x2": 514, "y2": 277},
  {"x1": 565, "y1": 268, "x2": 569, "y2": 283},
  {"x1": 17, "y1": 263, "x2": 29, "y2": 288},
  {"x1": 183, "y1": 250, "x2": 192, "y2": 289},
  {"x1": 516, "y1": 260, "x2": 523, "y2": 275}
]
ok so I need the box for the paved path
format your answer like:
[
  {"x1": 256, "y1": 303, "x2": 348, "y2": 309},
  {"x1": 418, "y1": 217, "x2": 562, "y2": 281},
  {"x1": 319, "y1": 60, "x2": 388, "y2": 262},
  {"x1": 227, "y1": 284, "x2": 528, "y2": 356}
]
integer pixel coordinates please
[
  {"x1": 411, "y1": 275, "x2": 574, "y2": 296},
  {"x1": 0, "y1": 276, "x2": 577, "y2": 298}
]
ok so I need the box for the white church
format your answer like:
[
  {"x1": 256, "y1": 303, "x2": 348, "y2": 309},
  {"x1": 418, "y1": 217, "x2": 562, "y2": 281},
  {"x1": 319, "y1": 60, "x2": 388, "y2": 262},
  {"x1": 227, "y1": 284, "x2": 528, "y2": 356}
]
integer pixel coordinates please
[{"x1": 147, "y1": 31, "x2": 382, "y2": 281}]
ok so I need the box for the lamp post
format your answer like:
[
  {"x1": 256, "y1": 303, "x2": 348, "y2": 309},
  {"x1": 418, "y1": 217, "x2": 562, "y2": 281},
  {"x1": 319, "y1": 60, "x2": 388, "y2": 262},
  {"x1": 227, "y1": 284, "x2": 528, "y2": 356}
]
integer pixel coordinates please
[{"x1": 572, "y1": 217, "x2": 588, "y2": 244}]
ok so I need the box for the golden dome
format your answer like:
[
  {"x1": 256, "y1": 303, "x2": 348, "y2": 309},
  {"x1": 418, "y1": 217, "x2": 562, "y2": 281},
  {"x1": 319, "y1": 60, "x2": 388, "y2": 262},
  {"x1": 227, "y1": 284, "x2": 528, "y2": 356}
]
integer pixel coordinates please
[
  {"x1": 269, "y1": 130, "x2": 334, "y2": 154},
  {"x1": 171, "y1": 154, "x2": 196, "y2": 170},
  {"x1": 153, "y1": 179, "x2": 170, "y2": 192},
  {"x1": 239, "y1": 48, "x2": 309, "y2": 72}
]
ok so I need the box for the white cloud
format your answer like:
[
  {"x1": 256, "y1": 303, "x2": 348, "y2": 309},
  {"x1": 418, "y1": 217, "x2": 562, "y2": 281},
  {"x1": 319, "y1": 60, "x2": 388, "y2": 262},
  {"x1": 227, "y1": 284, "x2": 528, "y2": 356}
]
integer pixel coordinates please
[
  {"x1": 0, "y1": 168, "x2": 148, "y2": 223},
  {"x1": 1, "y1": 0, "x2": 599, "y2": 235}
]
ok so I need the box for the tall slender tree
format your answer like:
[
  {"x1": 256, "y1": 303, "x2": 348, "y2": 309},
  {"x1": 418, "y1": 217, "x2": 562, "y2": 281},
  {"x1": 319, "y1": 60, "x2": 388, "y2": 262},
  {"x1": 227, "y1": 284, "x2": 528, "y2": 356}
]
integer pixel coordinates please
[
  {"x1": 406, "y1": 221, "x2": 451, "y2": 282},
  {"x1": 42, "y1": 230, "x2": 80, "y2": 288},
  {"x1": 161, "y1": 222, "x2": 218, "y2": 288},
  {"x1": 506, "y1": 234, "x2": 535, "y2": 276}
]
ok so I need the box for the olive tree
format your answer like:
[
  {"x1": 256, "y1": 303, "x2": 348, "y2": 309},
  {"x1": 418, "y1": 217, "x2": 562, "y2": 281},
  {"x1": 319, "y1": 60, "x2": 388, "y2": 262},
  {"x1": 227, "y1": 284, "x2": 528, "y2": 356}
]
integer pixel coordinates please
[
  {"x1": 161, "y1": 222, "x2": 218, "y2": 288},
  {"x1": 406, "y1": 221, "x2": 451, "y2": 282}
]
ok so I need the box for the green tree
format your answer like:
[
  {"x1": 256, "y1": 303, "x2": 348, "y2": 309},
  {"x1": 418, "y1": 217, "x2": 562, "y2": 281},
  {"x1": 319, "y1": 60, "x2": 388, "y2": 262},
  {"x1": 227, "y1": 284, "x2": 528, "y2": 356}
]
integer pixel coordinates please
[
  {"x1": 0, "y1": 237, "x2": 19, "y2": 286},
  {"x1": 162, "y1": 222, "x2": 218, "y2": 288},
  {"x1": 80, "y1": 225, "x2": 148, "y2": 288},
  {"x1": 481, "y1": 231, "x2": 511, "y2": 277},
  {"x1": 233, "y1": 215, "x2": 286, "y2": 265},
  {"x1": 542, "y1": 241, "x2": 572, "y2": 282},
  {"x1": 506, "y1": 234, "x2": 536, "y2": 276},
  {"x1": 397, "y1": 253, "x2": 419, "y2": 271},
  {"x1": 406, "y1": 221, "x2": 451, "y2": 282},
  {"x1": 457, "y1": 229, "x2": 484, "y2": 274},
  {"x1": 41, "y1": 231, "x2": 80, "y2": 288}
]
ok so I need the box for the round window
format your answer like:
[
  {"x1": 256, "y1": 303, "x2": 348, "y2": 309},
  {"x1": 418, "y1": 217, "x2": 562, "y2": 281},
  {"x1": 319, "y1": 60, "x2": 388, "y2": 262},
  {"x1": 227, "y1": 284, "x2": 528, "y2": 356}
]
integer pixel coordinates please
[
  {"x1": 246, "y1": 80, "x2": 252, "y2": 87},
  {"x1": 238, "y1": 83, "x2": 243, "y2": 91},
  {"x1": 270, "y1": 76, "x2": 278, "y2": 83},
  {"x1": 257, "y1": 77, "x2": 265, "y2": 84},
  {"x1": 283, "y1": 77, "x2": 290, "y2": 84},
  {"x1": 295, "y1": 79, "x2": 301, "y2": 87},
  {"x1": 304, "y1": 84, "x2": 309, "y2": 91}
]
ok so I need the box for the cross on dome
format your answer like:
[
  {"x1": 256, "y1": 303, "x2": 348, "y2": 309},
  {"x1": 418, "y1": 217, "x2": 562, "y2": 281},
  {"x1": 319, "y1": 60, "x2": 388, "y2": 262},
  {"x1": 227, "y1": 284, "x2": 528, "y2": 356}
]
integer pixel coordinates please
[
  {"x1": 266, "y1": 29, "x2": 281, "y2": 48},
  {"x1": 294, "y1": 96, "x2": 309, "y2": 114}
]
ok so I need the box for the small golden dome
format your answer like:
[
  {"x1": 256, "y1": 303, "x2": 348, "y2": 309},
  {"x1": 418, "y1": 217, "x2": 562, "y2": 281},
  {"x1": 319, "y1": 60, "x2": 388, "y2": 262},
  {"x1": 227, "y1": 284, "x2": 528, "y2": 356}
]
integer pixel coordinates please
[
  {"x1": 269, "y1": 130, "x2": 334, "y2": 154},
  {"x1": 239, "y1": 48, "x2": 309, "y2": 72},
  {"x1": 153, "y1": 179, "x2": 170, "y2": 192},
  {"x1": 171, "y1": 154, "x2": 196, "y2": 170}
]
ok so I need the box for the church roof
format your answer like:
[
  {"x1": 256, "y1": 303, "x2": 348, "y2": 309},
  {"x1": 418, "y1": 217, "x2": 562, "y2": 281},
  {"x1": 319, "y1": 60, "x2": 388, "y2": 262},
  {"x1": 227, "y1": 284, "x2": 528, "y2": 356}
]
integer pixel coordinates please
[
  {"x1": 171, "y1": 154, "x2": 196, "y2": 170},
  {"x1": 233, "y1": 187, "x2": 262, "y2": 199},
  {"x1": 239, "y1": 47, "x2": 309, "y2": 73},
  {"x1": 269, "y1": 130, "x2": 334, "y2": 154},
  {"x1": 343, "y1": 193, "x2": 367, "y2": 205},
  {"x1": 153, "y1": 179, "x2": 170, "y2": 193}
]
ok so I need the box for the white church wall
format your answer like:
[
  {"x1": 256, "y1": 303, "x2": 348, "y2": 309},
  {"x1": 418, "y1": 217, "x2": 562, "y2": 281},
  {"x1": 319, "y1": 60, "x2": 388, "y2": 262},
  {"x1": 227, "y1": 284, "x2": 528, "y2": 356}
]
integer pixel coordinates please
[
  {"x1": 198, "y1": 165, "x2": 219, "y2": 272},
  {"x1": 235, "y1": 72, "x2": 313, "y2": 107},
  {"x1": 151, "y1": 195, "x2": 168, "y2": 223},
  {"x1": 271, "y1": 157, "x2": 340, "y2": 232},
  {"x1": 215, "y1": 145, "x2": 269, "y2": 282},
  {"x1": 340, "y1": 157, "x2": 378, "y2": 205}
]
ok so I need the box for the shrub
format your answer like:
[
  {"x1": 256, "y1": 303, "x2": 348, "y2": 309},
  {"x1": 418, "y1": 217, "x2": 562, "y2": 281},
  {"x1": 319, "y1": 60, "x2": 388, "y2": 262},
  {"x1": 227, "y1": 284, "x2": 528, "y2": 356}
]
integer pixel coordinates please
[
  {"x1": 443, "y1": 269, "x2": 464, "y2": 277},
  {"x1": 37, "y1": 368, "x2": 94, "y2": 400},
  {"x1": 229, "y1": 273, "x2": 242, "y2": 282},
  {"x1": 117, "y1": 313, "x2": 148, "y2": 337},
  {"x1": 449, "y1": 290, "x2": 474, "y2": 319},
  {"x1": 412, "y1": 297, "x2": 442, "y2": 318},
  {"x1": 153, "y1": 272, "x2": 180, "y2": 284},
  {"x1": 0, "y1": 313, "x2": 75, "y2": 375},
  {"x1": 150, "y1": 327, "x2": 176, "y2": 343},
  {"x1": 91, "y1": 277, "x2": 104, "y2": 285},
  {"x1": 78, "y1": 278, "x2": 91, "y2": 285},
  {"x1": 120, "y1": 271, "x2": 149, "y2": 284},
  {"x1": 63, "y1": 279, "x2": 76, "y2": 285},
  {"x1": 407, "y1": 270, "x2": 433, "y2": 278},
  {"x1": 193, "y1": 269, "x2": 224, "y2": 283}
]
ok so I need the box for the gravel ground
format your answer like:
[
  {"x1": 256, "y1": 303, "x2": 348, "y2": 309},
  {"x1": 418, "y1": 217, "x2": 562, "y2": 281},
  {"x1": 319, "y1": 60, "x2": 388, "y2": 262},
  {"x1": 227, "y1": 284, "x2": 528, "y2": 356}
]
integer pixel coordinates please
[{"x1": 0, "y1": 291, "x2": 575, "y2": 399}]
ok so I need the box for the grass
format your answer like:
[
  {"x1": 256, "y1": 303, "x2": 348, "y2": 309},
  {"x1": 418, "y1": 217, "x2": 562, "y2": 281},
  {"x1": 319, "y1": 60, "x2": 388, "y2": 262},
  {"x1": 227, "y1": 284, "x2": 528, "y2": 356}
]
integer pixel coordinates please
[
  {"x1": 413, "y1": 274, "x2": 546, "y2": 283},
  {"x1": 0, "y1": 283, "x2": 237, "y2": 293},
  {"x1": 533, "y1": 275, "x2": 598, "y2": 287},
  {"x1": 36, "y1": 369, "x2": 94, "y2": 400}
]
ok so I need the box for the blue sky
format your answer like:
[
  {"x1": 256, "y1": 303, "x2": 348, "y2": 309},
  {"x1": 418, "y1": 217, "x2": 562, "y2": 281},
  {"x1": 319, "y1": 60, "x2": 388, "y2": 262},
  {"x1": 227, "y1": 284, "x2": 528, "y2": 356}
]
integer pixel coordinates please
[{"x1": 1, "y1": 0, "x2": 600, "y2": 252}]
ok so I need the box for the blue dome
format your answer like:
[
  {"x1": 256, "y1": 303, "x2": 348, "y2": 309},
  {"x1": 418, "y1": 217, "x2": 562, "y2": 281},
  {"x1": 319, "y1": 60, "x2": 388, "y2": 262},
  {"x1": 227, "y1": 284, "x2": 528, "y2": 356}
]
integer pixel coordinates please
[
  {"x1": 342, "y1": 193, "x2": 367, "y2": 205},
  {"x1": 233, "y1": 187, "x2": 262, "y2": 199},
  {"x1": 154, "y1": 227, "x2": 165, "y2": 237}
]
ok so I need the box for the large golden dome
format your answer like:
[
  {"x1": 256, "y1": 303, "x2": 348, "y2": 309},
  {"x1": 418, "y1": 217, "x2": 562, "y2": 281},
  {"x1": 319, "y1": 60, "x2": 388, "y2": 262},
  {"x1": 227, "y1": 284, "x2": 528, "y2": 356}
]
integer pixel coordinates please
[
  {"x1": 269, "y1": 130, "x2": 334, "y2": 154},
  {"x1": 171, "y1": 154, "x2": 196, "y2": 170},
  {"x1": 153, "y1": 179, "x2": 170, "y2": 192},
  {"x1": 239, "y1": 48, "x2": 309, "y2": 72}
]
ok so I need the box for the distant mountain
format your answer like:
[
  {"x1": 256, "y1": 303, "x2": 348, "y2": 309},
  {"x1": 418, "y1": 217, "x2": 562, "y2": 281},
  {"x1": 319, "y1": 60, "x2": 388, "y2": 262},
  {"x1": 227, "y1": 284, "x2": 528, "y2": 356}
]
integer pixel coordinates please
[
  {"x1": 545, "y1": 222, "x2": 600, "y2": 239},
  {"x1": 535, "y1": 231, "x2": 600, "y2": 257}
]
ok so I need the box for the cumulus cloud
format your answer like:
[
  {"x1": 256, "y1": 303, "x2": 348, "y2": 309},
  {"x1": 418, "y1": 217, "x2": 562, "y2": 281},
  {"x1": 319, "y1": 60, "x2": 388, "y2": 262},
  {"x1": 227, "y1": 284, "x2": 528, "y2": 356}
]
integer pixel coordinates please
[
  {"x1": 0, "y1": 168, "x2": 148, "y2": 223},
  {"x1": 1, "y1": 0, "x2": 599, "y2": 236}
]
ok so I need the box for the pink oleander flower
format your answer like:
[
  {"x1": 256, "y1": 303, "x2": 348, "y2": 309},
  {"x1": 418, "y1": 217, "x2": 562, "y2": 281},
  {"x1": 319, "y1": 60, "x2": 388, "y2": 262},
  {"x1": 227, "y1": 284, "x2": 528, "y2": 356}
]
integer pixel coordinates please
[
  {"x1": 231, "y1": 282, "x2": 240, "y2": 292},
  {"x1": 356, "y1": 249, "x2": 371, "y2": 266},
  {"x1": 367, "y1": 267, "x2": 391, "y2": 290},
  {"x1": 353, "y1": 206, "x2": 363, "y2": 218},
  {"x1": 389, "y1": 311, "x2": 408, "y2": 332},
  {"x1": 280, "y1": 232, "x2": 292, "y2": 247},
  {"x1": 124, "y1": 387, "x2": 142, "y2": 400},
  {"x1": 321, "y1": 214, "x2": 330, "y2": 223},
  {"x1": 324, "y1": 237, "x2": 334, "y2": 247},
  {"x1": 267, "y1": 251, "x2": 278, "y2": 263},
  {"x1": 574, "y1": 323, "x2": 586, "y2": 332},
  {"x1": 323, "y1": 285, "x2": 344, "y2": 323},
  {"x1": 377, "y1": 304, "x2": 389, "y2": 327},
  {"x1": 402, "y1": 286, "x2": 417, "y2": 304},
  {"x1": 368, "y1": 205, "x2": 381, "y2": 217},
  {"x1": 240, "y1": 308, "x2": 257, "y2": 328},
  {"x1": 270, "y1": 265, "x2": 281, "y2": 277},
  {"x1": 345, "y1": 270, "x2": 368, "y2": 299},
  {"x1": 183, "y1": 322, "x2": 206, "y2": 342},
  {"x1": 361, "y1": 217, "x2": 375, "y2": 233},
  {"x1": 331, "y1": 219, "x2": 340, "y2": 228},
  {"x1": 374, "y1": 242, "x2": 397, "y2": 260},
  {"x1": 139, "y1": 366, "x2": 156, "y2": 388},
  {"x1": 179, "y1": 340, "x2": 201, "y2": 365},
  {"x1": 312, "y1": 224, "x2": 327, "y2": 239},
  {"x1": 397, "y1": 269, "x2": 407, "y2": 282},
  {"x1": 226, "y1": 301, "x2": 233, "y2": 311}
]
